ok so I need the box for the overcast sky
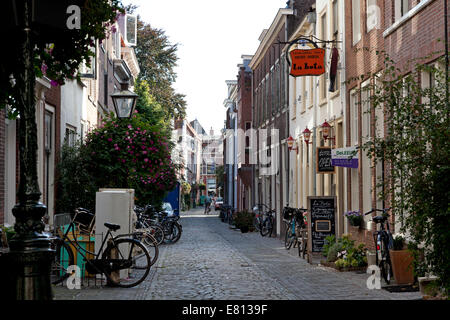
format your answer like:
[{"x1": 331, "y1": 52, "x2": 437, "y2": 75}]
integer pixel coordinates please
[{"x1": 122, "y1": 0, "x2": 287, "y2": 135}]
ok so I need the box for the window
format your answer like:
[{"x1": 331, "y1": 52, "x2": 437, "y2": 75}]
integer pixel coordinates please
[
  {"x1": 301, "y1": 77, "x2": 306, "y2": 113},
  {"x1": 350, "y1": 89, "x2": 359, "y2": 145},
  {"x1": 65, "y1": 125, "x2": 77, "y2": 147},
  {"x1": 125, "y1": 14, "x2": 137, "y2": 46},
  {"x1": 395, "y1": 0, "x2": 410, "y2": 21},
  {"x1": 352, "y1": 0, "x2": 362, "y2": 45},
  {"x1": 361, "y1": 81, "x2": 371, "y2": 142},
  {"x1": 112, "y1": 27, "x2": 121, "y2": 59},
  {"x1": 332, "y1": 0, "x2": 339, "y2": 36},
  {"x1": 366, "y1": 0, "x2": 378, "y2": 32},
  {"x1": 80, "y1": 41, "x2": 96, "y2": 79}
]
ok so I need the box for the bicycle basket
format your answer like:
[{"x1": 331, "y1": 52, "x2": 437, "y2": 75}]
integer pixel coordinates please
[{"x1": 72, "y1": 208, "x2": 95, "y2": 234}]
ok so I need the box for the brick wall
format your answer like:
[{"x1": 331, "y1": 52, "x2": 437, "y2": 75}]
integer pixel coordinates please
[
  {"x1": 344, "y1": 0, "x2": 387, "y2": 248},
  {"x1": 384, "y1": 0, "x2": 447, "y2": 70}
]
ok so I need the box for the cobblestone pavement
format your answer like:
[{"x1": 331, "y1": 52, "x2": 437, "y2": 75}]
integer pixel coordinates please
[{"x1": 53, "y1": 207, "x2": 423, "y2": 300}]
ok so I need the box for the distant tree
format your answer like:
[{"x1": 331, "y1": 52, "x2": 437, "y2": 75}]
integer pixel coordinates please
[{"x1": 126, "y1": 4, "x2": 186, "y2": 119}]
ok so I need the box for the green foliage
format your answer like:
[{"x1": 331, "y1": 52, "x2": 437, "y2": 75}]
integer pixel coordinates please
[
  {"x1": 56, "y1": 112, "x2": 177, "y2": 211},
  {"x1": 83, "y1": 112, "x2": 177, "y2": 205},
  {"x1": 234, "y1": 211, "x2": 255, "y2": 229},
  {"x1": 131, "y1": 11, "x2": 186, "y2": 119},
  {"x1": 1, "y1": 0, "x2": 124, "y2": 114},
  {"x1": 56, "y1": 141, "x2": 98, "y2": 212},
  {"x1": 360, "y1": 52, "x2": 450, "y2": 294},
  {"x1": 326, "y1": 235, "x2": 367, "y2": 268},
  {"x1": 134, "y1": 78, "x2": 172, "y2": 136},
  {"x1": 393, "y1": 235, "x2": 405, "y2": 251},
  {"x1": 322, "y1": 235, "x2": 336, "y2": 257}
]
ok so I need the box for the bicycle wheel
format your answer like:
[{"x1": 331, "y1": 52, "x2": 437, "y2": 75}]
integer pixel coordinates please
[
  {"x1": 253, "y1": 217, "x2": 261, "y2": 232},
  {"x1": 260, "y1": 219, "x2": 271, "y2": 237},
  {"x1": 300, "y1": 231, "x2": 308, "y2": 259},
  {"x1": 140, "y1": 232, "x2": 159, "y2": 266},
  {"x1": 380, "y1": 239, "x2": 392, "y2": 284},
  {"x1": 164, "y1": 222, "x2": 182, "y2": 244},
  {"x1": 148, "y1": 225, "x2": 164, "y2": 246},
  {"x1": 102, "y1": 238, "x2": 151, "y2": 288},
  {"x1": 284, "y1": 225, "x2": 294, "y2": 250},
  {"x1": 51, "y1": 239, "x2": 75, "y2": 285}
]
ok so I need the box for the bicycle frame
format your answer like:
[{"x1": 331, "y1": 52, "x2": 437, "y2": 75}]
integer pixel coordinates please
[{"x1": 55, "y1": 221, "x2": 120, "y2": 275}]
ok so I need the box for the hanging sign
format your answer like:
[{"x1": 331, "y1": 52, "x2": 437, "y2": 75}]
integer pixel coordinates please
[
  {"x1": 289, "y1": 48, "x2": 326, "y2": 77},
  {"x1": 316, "y1": 147, "x2": 335, "y2": 174},
  {"x1": 331, "y1": 146, "x2": 359, "y2": 169}
]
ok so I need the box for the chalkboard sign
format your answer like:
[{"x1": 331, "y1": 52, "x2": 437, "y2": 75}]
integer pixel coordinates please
[
  {"x1": 307, "y1": 196, "x2": 336, "y2": 254},
  {"x1": 316, "y1": 147, "x2": 335, "y2": 174}
]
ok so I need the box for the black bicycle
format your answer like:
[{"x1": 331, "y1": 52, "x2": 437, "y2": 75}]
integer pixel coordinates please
[
  {"x1": 51, "y1": 209, "x2": 151, "y2": 288},
  {"x1": 364, "y1": 207, "x2": 394, "y2": 284},
  {"x1": 252, "y1": 204, "x2": 269, "y2": 232},
  {"x1": 260, "y1": 209, "x2": 276, "y2": 237}
]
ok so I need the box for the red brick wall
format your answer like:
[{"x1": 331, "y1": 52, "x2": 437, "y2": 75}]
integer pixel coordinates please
[
  {"x1": 344, "y1": 0, "x2": 386, "y2": 247},
  {"x1": 384, "y1": 0, "x2": 447, "y2": 70}
]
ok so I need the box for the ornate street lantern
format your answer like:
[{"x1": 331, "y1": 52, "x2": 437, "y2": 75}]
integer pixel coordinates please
[
  {"x1": 111, "y1": 90, "x2": 138, "y2": 119},
  {"x1": 321, "y1": 120, "x2": 336, "y2": 145},
  {"x1": 303, "y1": 127, "x2": 312, "y2": 145},
  {"x1": 287, "y1": 136, "x2": 298, "y2": 153}
]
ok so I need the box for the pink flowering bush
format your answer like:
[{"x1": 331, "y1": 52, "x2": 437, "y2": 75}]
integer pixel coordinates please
[{"x1": 83, "y1": 112, "x2": 177, "y2": 205}]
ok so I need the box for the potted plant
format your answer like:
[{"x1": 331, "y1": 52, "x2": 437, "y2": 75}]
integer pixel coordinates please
[
  {"x1": 234, "y1": 210, "x2": 254, "y2": 233},
  {"x1": 345, "y1": 210, "x2": 363, "y2": 227},
  {"x1": 389, "y1": 235, "x2": 415, "y2": 285}
]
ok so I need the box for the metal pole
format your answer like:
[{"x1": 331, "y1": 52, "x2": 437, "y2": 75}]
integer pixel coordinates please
[{"x1": 8, "y1": 0, "x2": 54, "y2": 300}]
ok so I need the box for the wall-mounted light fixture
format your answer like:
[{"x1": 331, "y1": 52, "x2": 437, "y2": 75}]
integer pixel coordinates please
[
  {"x1": 321, "y1": 120, "x2": 336, "y2": 145},
  {"x1": 303, "y1": 127, "x2": 313, "y2": 145},
  {"x1": 287, "y1": 136, "x2": 298, "y2": 154}
]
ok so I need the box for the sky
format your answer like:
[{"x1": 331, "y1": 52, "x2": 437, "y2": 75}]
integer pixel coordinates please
[{"x1": 122, "y1": 0, "x2": 288, "y2": 135}]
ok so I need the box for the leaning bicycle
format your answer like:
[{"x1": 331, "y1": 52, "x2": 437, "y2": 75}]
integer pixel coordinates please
[
  {"x1": 260, "y1": 209, "x2": 276, "y2": 237},
  {"x1": 252, "y1": 204, "x2": 269, "y2": 232},
  {"x1": 364, "y1": 207, "x2": 394, "y2": 284},
  {"x1": 51, "y1": 209, "x2": 151, "y2": 288}
]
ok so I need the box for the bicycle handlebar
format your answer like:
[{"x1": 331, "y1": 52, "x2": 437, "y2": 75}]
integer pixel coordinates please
[{"x1": 364, "y1": 207, "x2": 391, "y2": 215}]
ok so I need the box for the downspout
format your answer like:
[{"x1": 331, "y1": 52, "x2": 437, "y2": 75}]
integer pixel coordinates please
[{"x1": 312, "y1": 12, "x2": 317, "y2": 197}]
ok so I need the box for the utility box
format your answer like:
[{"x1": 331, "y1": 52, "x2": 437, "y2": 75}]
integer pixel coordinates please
[{"x1": 95, "y1": 189, "x2": 135, "y2": 255}]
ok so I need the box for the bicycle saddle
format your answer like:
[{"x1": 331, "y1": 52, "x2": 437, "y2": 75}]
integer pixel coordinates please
[
  {"x1": 104, "y1": 223, "x2": 121, "y2": 231},
  {"x1": 372, "y1": 216, "x2": 387, "y2": 223}
]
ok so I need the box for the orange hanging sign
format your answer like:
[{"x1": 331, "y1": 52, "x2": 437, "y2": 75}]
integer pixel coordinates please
[{"x1": 289, "y1": 48, "x2": 326, "y2": 77}]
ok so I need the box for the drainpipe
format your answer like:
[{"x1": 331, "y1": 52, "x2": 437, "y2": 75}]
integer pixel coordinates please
[{"x1": 312, "y1": 13, "x2": 317, "y2": 197}]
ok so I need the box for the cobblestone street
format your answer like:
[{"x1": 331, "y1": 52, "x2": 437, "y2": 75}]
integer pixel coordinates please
[{"x1": 53, "y1": 208, "x2": 423, "y2": 300}]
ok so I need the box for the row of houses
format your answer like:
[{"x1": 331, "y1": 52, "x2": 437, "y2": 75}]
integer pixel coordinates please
[
  {"x1": 0, "y1": 13, "x2": 140, "y2": 229},
  {"x1": 223, "y1": 0, "x2": 448, "y2": 247},
  {"x1": 172, "y1": 119, "x2": 223, "y2": 206}
]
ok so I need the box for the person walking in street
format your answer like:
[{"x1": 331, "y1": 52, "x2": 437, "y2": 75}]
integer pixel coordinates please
[{"x1": 204, "y1": 194, "x2": 211, "y2": 214}]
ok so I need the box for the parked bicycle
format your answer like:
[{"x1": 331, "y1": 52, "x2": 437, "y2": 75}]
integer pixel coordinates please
[
  {"x1": 260, "y1": 209, "x2": 276, "y2": 237},
  {"x1": 364, "y1": 207, "x2": 394, "y2": 284},
  {"x1": 51, "y1": 209, "x2": 151, "y2": 288},
  {"x1": 252, "y1": 204, "x2": 269, "y2": 232},
  {"x1": 283, "y1": 206, "x2": 308, "y2": 258},
  {"x1": 138, "y1": 204, "x2": 182, "y2": 244},
  {"x1": 134, "y1": 205, "x2": 165, "y2": 246}
]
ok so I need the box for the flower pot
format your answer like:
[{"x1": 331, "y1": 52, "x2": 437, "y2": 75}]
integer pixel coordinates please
[
  {"x1": 348, "y1": 216, "x2": 362, "y2": 227},
  {"x1": 240, "y1": 226, "x2": 249, "y2": 233},
  {"x1": 390, "y1": 249, "x2": 415, "y2": 285}
]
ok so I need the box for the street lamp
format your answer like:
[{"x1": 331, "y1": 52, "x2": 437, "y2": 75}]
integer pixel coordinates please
[
  {"x1": 321, "y1": 120, "x2": 336, "y2": 145},
  {"x1": 287, "y1": 136, "x2": 298, "y2": 153},
  {"x1": 111, "y1": 89, "x2": 138, "y2": 119},
  {"x1": 303, "y1": 127, "x2": 313, "y2": 145}
]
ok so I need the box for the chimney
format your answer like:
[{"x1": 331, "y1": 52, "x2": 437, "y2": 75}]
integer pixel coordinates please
[{"x1": 210, "y1": 127, "x2": 214, "y2": 136}]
